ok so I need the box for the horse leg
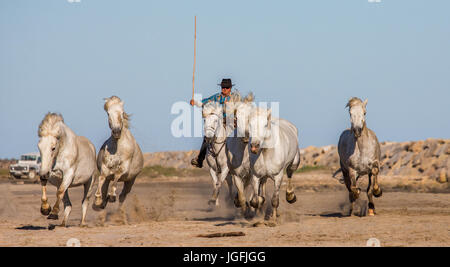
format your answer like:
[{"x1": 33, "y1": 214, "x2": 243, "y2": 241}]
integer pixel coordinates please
[
  {"x1": 40, "y1": 178, "x2": 51, "y2": 216},
  {"x1": 208, "y1": 168, "x2": 220, "y2": 206},
  {"x1": 347, "y1": 168, "x2": 360, "y2": 216},
  {"x1": 108, "y1": 172, "x2": 124, "y2": 203},
  {"x1": 259, "y1": 178, "x2": 267, "y2": 215},
  {"x1": 250, "y1": 175, "x2": 264, "y2": 210},
  {"x1": 233, "y1": 175, "x2": 247, "y2": 216},
  {"x1": 213, "y1": 169, "x2": 229, "y2": 206},
  {"x1": 270, "y1": 172, "x2": 284, "y2": 221},
  {"x1": 372, "y1": 164, "x2": 382, "y2": 198},
  {"x1": 80, "y1": 176, "x2": 94, "y2": 227},
  {"x1": 367, "y1": 173, "x2": 375, "y2": 216},
  {"x1": 286, "y1": 150, "x2": 299, "y2": 204},
  {"x1": 119, "y1": 178, "x2": 135, "y2": 206},
  {"x1": 118, "y1": 178, "x2": 136, "y2": 225},
  {"x1": 101, "y1": 180, "x2": 110, "y2": 206},
  {"x1": 48, "y1": 169, "x2": 73, "y2": 221},
  {"x1": 341, "y1": 167, "x2": 354, "y2": 216},
  {"x1": 225, "y1": 173, "x2": 234, "y2": 207},
  {"x1": 260, "y1": 179, "x2": 266, "y2": 204},
  {"x1": 93, "y1": 174, "x2": 107, "y2": 210},
  {"x1": 60, "y1": 191, "x2": 72, "y2": 227}
]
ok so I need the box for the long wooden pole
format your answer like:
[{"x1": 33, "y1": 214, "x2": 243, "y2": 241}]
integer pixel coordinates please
[{"x1": 192, "y1": 16, "x2": 196, "y2": 100}]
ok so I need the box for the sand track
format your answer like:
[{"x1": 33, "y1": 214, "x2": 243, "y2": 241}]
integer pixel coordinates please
[{"x1": 0, "y1": 173, "x2": 448, "y2": 247}]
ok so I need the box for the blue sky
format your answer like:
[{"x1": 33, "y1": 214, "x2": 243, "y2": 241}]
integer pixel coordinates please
[{"x1": 1, "y1": 0, "x2": 449, "y2": 158}]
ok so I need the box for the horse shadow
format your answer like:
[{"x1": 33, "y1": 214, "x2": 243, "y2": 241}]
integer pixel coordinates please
[
  {"x1": 319, "y1": 212, "x2": 347, "y2": 218},
  {"x1": 15, "y1": 225, "x2": 47, "y2": 231},
  {"x1": 192, "y1": 216, "x2": 236, "y2": 222}
]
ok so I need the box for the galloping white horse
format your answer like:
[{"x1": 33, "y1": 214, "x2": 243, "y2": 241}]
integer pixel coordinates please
[
  {"x1": 225, "y1": 92, "x2": 259, "y2": 216},
  {"x1": 338, "y1": 97, "x2": 382, "y2": 216},
  {"x1": 37, "y1": 113, "x2": 97, "y2": 227},
  {"x1": 93, "y1": 96, "x2": 143, "y2": 217},
  {"x1": 202, "y1": 102, "x2": 233, "y2": 207},
  {"x1": 248, "y1": 107, "x2": 300, "y2": 221}
]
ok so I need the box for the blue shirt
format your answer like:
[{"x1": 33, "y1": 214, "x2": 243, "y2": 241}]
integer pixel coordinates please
[
  {"x1": 201, "y1": 92, "x2": 232, "y2": 118},
  {"x1": 201, "y1": 92, "x2": 231, "y2": 106}
]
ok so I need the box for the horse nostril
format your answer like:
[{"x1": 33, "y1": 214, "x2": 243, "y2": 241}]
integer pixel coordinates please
[{"x1": 250, "y1": 143, "x2": 260, "y2": 153}]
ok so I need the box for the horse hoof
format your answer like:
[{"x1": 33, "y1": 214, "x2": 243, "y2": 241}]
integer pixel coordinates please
[
  {"x1": 368, "y1": 208, "x2": 375, "y2": 216},
  {"x1": 234, "y1": 197, "x2": 241, "y2": 208},
  {"x1": 92, "y1": 203, "x2": 105, "y2": 211},
  {"x1": 47, "y1": 214, "x2": 58, "y2": 220},
  {"x1": 208, "y1": 199, "x2": 216, "y2": 206},
  {"x1": 108, "y1": 195, "x2": 116, "y2": 203},
  {"x1": 374, "y1": 188, "x2": 383, "y2": 198},
  {"x1": 260, "y1": 196, "x2": 265, "y2": 206},
  {"x1": 286, "y1": 194, "x2": 297, "y2": 204},
  {"x1": 40, "y1": 206, "x2": 51, "y2": 216},
  {"x1": 250, "y1": 196, "x2": 264, "y2": 209}
]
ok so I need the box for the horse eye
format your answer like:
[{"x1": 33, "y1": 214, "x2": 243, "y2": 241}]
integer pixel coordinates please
[{"x1": 51, "y1": 147, "x2": 56, "y2": 151}]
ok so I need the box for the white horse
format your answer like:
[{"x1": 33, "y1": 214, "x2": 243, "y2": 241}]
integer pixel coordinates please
[
  {"x1": 248, "y1": 107, "x2": 300, "y2": 221},
  {"x1": 338, "y1": 97, "x2": 382, "y2": 216},
  {"x1": 224, "y1": 92, "x2": 260, "y2": 216},
  {"x1": 202, "y1": 102, "x2": 234, "y2": 207},
  {"x1": 37, "y1": 113, "x2": 97, "y2": 227},
  {"x1": 93, "y1": 96, "x2": 144, "y2": 219}
]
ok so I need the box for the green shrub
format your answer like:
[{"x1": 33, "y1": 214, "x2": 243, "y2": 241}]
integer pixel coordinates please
[
  {"x1": 295, "y1": 165, "x2": 328, "y2": 173},
  {"x1": 0, "y1": 169, "x2": 10, "y2": 178}
]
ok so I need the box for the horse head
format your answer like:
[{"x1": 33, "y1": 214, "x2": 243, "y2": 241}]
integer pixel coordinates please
[
  {"x1": 37, "y1": 113, "x2": 64, "y2": 177},
  {"x1": 346, "y1": 97, "x2": 368, "y2": 138},
  {"x1": 249, "y1": 107, "x2": 272, "y2": 154},
  {"x1": 226, "y1": 92, "x2": 255, "y2": 140},
  {"x1": 202, "y1": 102, "x2": 224, "y2": 143},
  {"x1": 104, "y1": 96, "x2": 130, "y2": 139}
]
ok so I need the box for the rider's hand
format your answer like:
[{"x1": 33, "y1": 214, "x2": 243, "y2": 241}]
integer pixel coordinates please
[{"x1": 190, "y1": 99, "x2": 195, "y2": 106}]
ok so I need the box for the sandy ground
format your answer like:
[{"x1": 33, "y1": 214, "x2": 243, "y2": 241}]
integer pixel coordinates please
[{"x1": 0, "y1": 172, "x2": 448, "y2": 247}]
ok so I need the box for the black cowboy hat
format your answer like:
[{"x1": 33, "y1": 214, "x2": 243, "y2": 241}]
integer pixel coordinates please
[{"x1": 218, "y1": 78, "x2": 234, "y2": 88}]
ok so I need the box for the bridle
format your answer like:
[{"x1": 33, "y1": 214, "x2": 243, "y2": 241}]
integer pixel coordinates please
[{"x1": 206, "y1": 112, "x2": 229, "y2": 174}]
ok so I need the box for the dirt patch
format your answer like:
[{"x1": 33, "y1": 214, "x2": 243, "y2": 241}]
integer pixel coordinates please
[{"x1": 0, "y1": 173, "x2": 448, "y2": 247}]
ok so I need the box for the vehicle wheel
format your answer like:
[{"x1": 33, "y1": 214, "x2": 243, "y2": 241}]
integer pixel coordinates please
[{"x1": 28, "y1": 170, "x2": 39, "y2": 183}]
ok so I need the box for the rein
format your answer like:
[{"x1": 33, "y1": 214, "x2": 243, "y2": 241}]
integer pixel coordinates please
[
  {"x1": 207, "y1": 115, "x2": 227, "y2": 174},
  {"x1": 208, "y1": 136, "x2": 226, "y2": 174}
]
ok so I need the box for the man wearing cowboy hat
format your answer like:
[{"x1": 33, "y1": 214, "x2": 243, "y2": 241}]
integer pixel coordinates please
[{"x1": 189, "y1": 78, "x2": 235, "y2": 168}]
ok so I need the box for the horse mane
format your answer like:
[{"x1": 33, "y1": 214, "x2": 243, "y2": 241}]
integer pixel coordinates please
[
  {"x1": 104, "y1": 95, "x2": 131, "y2": 128},
  {"x1": 202, "y1": 102, "x2": 222, "y2": 118},
  {"x1": 230, "y1": 90, "x2": 242, "y2": 103},
  {"x1": 346, "y1": 97, "x2": 363, "y2": 108},
  {"x1": 244, "y1": 92, "x2": 254, "y2": 103},
  {"x1": 38, "y1": 113, "x2": 64, "y2": 137}
]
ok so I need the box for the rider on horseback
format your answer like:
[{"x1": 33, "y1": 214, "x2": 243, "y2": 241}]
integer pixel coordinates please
[{"x1": 189, "y1": 78, "x2": 235, "y2": 168}]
